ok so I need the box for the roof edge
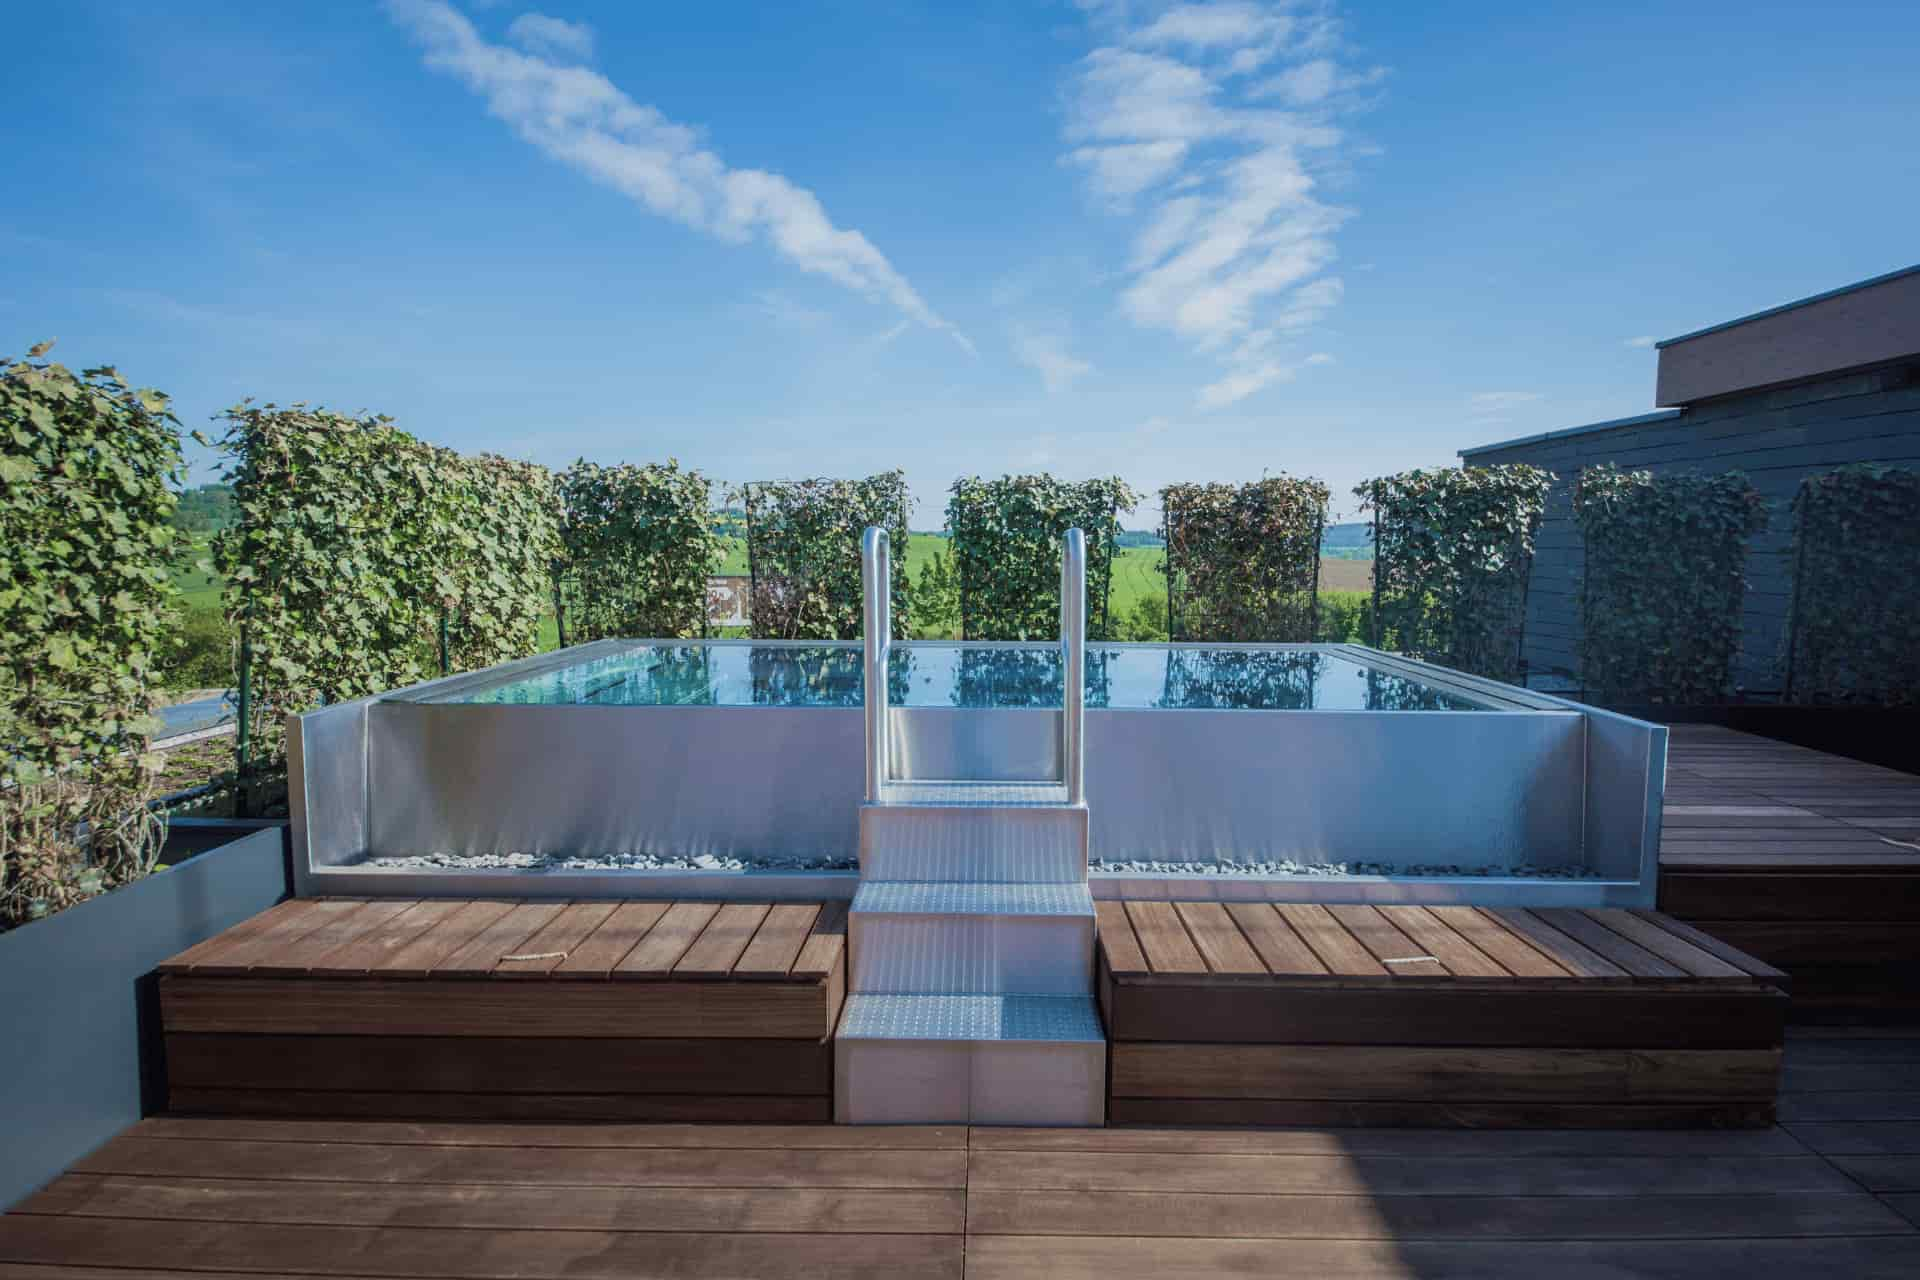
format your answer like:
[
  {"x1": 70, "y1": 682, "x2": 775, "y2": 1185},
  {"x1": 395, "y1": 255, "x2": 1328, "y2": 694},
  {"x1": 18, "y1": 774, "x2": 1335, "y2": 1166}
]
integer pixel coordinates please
[
  {"x1": 1654, "y1": 263, "x2": 1920, "y2": 349},
  {"x1": 1459, "y1": 409, "x2": 1684, "y2": 458}
]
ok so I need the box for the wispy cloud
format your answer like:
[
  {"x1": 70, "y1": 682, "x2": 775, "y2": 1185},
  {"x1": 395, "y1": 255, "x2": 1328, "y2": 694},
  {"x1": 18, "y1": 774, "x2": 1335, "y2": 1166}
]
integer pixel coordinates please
[
  {"x1": 744, "y1": 289, "x2": 831, "y2": 333},
  {"x1": 1064, "y1": 1, "x2": 1381, "y2": 409},
  {"x1": 1467, "y1": 390, "x2": 1544, "y2": 423},
  {"x1": 1010, "y1": 324, "x2": 1093, "y2": 393},
  {"x1": 505, "y1": 13, "x2": 595, "y2": 63},
  {"x1": 1624, "y1": 335, "x2": 1657, "y2": 348},
  {"x1": 385, "y1": 1, "x2": 969, "y2": 351}
]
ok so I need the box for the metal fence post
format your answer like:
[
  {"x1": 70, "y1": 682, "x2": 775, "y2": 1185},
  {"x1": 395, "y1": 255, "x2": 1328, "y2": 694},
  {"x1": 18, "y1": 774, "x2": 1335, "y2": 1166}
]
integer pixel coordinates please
[
  {"x1": 233, "y1": 623, "x2": 251, "y2": 820},
  {"x1": 438, "y1": 608, "x2": 450, "y2": 676}
]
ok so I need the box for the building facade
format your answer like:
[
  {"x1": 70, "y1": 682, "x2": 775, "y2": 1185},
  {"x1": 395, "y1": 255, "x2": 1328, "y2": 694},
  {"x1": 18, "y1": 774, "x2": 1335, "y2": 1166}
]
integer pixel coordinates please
[{"x1": 1461, "y1": 265, "x2": 1920, "y2": 696}]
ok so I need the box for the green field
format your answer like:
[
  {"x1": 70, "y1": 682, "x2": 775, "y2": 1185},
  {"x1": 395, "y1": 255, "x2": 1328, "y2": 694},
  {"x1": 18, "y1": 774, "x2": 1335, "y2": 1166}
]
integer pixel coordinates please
[{"x1": 168, "y1": 536, "x2": 224, "y2": 610}]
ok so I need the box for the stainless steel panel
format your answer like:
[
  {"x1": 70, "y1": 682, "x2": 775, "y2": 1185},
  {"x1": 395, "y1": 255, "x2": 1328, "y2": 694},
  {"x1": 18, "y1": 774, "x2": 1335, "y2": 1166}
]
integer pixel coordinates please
[
  {"x1": 850, "y1": 914, "x2": 1095, "y2": 995},
  {"x1": 287, "y1": 700, "x2": 369, "y2": 894},
  {"x1": 364, "y1": 701, "x2": 864, "y2": 860},
  {"x1": 1084, "y1": 707, "x2": 1587, "y2": 870},
  {"x1": 309, "y1": 865, "x2": 858, "y2": 902},
  {"x1": 858, "y1": 804, "x2": 1087, "y2": 882},
  {"x1": 1089, "y1": 872, "x2": 1649, "y2": 906},
  {"x1": 889, "y1": 707, "x2": 1060, "y2": 781}
]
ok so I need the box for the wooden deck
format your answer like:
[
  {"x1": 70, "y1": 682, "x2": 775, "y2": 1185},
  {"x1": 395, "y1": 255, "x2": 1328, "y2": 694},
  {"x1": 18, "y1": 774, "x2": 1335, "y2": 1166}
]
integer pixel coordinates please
[
  {"x1": 1097, "y1": 902, "x2": 1788, "y2": 1127},
  {"x1": 156, "y1": 898, "x2": 847, "y2": 1122},
  {"x1": 1660, "y1": 724, "x2": 1920, "y2": 1020},
  {"x1": 2, "y1": 1029, "x2": 1917, "y2": 1278}
]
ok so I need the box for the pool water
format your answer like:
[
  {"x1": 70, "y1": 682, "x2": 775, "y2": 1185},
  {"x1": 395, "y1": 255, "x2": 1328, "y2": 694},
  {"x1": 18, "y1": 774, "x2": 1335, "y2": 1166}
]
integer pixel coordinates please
[{"x1": 436, "y1": 644, "x2": 1496, "y2": 712}]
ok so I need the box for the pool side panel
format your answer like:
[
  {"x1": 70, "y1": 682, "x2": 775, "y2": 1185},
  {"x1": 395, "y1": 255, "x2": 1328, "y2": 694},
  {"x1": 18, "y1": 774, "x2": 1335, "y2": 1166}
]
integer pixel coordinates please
[
  {"x1": 1083, "y1": 707, "x2": 1587, "y2": 872},
  {"x1": 362, "y1": 701, "x2": 865, "y2": 861}
]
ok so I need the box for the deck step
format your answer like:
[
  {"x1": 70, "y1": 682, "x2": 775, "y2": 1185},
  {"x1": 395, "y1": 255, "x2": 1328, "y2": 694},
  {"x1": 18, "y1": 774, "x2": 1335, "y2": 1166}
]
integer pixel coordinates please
[
  {"x1": 849, "y1": 882, "x2": 1095, "y2": 995},
  {"x1": 859, "y1": 799, "x2": 1087, "y2": 882},
  {"x1": 834, "y1": 993, "x2": 1106, "y2": 1125}
]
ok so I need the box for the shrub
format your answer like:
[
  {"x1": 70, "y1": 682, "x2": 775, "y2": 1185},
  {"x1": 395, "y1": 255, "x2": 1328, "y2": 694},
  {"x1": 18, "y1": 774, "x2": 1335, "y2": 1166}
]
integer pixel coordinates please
[
  {"x1": 913, "y1": 550, "x2": 961, "y2": 639},
  {"x1": 1161, "y1": 477, "x2": 1328, "y2": 642},
  {"x1": 1785, "y1": 464, "x2": 1920, "y2": 705},
  {"x1": 2, "y1": 341, "x2": 180, "y2": 927},
  {"x1": 555, "y1": 459, "x2": 722, "y2": 643},
  {"x1": 157, "y1": 604, "x2": 235, "y2": 691},
  {"x1": 207, "y1": 403, "x2": 561, "y2": 765},
  {"x1": 947, "y1": 474, "x2": 1138, "y2": 640},
  {"x1": 1354, "y1": 465, "x2": 1551, "y2": 681},
  {"x1": 1115, "y1": 595, "x2": 1170, "y2": 642},
  {"x1": 1573, "y1": 464, "x2": 1768, "y2": 703},
  {"x1": 742, "y1": 472, "x2": 912, "y2": 640},
  {"x1": 1314, "y1": 590, "x2": 1372, "y2": 643}
]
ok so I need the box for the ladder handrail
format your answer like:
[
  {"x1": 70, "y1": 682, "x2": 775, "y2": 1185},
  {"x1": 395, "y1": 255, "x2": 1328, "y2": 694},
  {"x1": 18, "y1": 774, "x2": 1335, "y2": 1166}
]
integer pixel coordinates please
[
  {"x1": 1061, "y1": 527, "x2": 1086, "y2": 804},
  {"x1": 862, "y1": 526, "x2": 891, "y2": 802}
]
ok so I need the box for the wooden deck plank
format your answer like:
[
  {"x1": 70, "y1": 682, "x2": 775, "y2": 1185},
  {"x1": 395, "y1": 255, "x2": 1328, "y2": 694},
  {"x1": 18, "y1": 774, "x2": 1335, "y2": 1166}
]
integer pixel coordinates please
[
  {"x1": 1481, "y1": 908, "x2": 1631, "y2": 982},
  {"x1": 618, "y1": 902, "x2": 723, "y2": 978},
  {"x1": 305, "y1": 902, "x2": 463, "y2": 978},
  {"x1": 731, "y1": 904, "x2": 823, "y2": 979},
  {"x1": 378, "y1": 900, "x2": 518, "y2": 979},
  {"x1": 1629, "y1": 911, "x2": 1791, "y2": 983},
  {"x1": 20, "y1": 1173, "x2": 968, "y2": 1235},
  {"x1": 132, "y1": 1117, "x2": 966, "y2": 1149},
  {"x1": 1172, "y1": 903, "x2": 1265, "y2": 975},
  {"x1": 1275, "y1": 904, "x2": 1386, "y2": 976},
  {"x1": 494, "y1": 903, "x2": 621, "y2": 977},
  {"x1": 1371, "y1": 907, "x2": 1509, "y2": 979},
  {"x1": 967, "y1": 1126, "x2": 1806, "y2": 1156},
  {"x1": 250, "y1": 901, "x2": 420, "y2": 977},
  {"x1": 73, "y1": 1136, "x2": 967, "y2": 1189},
  {"x1": 674, "y1": 903, "x2": 773, "y2": 978},
  {"x1": 1222, "y1": 904, "x2": 1327, "y2": 976},
  {"x1": 1094, "y1": 901, "x2": 1150, "y2": 977},
  {"x1": 1422, "y1": 906, "x2": 1568, "y2": 978},
  {"x1": 429, "y1": 902, "x2": 567, "y2": 979},
  {"x1": 550, "y1": 901, "x2": 671, "y2": 979},
  {"x1": 171, "y1": 900, "x2": 366, "y2": 977},
  {"x1": 0, "y1": 1218, "x2": 963, "y2": 1280},
  {"x1": 964, "y1": 1187, "x2": 1909, "y2": 1240},
  {"x1": 1326, "y1": 905, "x2": 1448, "y2": 978},
  {"x1": 165, "y1": 1089, "x2": 833, "y2": 1124},
  {"x1": 1531, "y1": 909, "x2": 1689, "y2": 981},
  {"x1": 155, "y1": 900, "x2": 312, "y2": 975},
  {"x1": 1123, "y1": 901, "x2": 1206, "y2": 974},
  {"x1": 966, "y1": 1147, "x2": 1848, "y2": 1196},
  {"x1": 1581, "y1": 910, "x2": 1754, "y2": 982},
  {"x1": 790, "y1": 900, "x2": 848, "y2": 981},
  {"x1": 962, "y1": 1235, "x2": 1920, "y2": 1280}
]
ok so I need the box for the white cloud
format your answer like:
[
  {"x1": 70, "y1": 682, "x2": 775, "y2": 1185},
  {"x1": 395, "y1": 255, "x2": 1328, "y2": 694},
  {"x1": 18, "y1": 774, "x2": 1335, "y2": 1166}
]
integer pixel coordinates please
[
  {"x1": 1624, "y1": 335, "x2": 1657, "y2": 348},
  {"x1": 1064, "y1": 1, "x2": 1373, "y2": 409},
  {"x1": 386, "y1": 0, "x2": 969, "y2": 351},
  {"x1": 1010, "y1": 325, "x2": 1094, "y2": 393},
  {"x1": 506, "y1": 13, "x2": 594, "y2": 63},
  {"x1": 1468, "y1": 391, "x2": 1544, "y2": 421}
]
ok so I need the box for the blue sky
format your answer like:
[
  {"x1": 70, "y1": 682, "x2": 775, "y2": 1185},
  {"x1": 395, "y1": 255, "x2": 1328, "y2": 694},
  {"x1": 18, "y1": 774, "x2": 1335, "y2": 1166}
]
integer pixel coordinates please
[{"x1": 7, "y1": 0, "x2": 1918, "y2": 524}]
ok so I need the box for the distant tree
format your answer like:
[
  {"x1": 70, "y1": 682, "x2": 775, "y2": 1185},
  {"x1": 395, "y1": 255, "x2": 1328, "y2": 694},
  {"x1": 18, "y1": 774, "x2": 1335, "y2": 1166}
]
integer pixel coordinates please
[
  {"x1": 914, "y1": 551, "x2": 960, "y2": 639},
  {"x1": 169, "y1": 482, "x2": 236, "y2": 535}
]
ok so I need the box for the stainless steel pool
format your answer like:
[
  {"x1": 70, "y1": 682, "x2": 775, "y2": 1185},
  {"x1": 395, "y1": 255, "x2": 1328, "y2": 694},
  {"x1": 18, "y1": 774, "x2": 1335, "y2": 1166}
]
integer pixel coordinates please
[{"x1": 289, "y1": 639, "x2": 1667, "y2": 907}]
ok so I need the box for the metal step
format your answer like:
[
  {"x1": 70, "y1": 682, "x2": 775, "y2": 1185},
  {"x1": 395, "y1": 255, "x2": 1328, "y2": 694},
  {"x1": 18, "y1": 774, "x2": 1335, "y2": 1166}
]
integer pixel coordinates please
[
  {"x1": 849, "y1": 881, "x2": 1095, "y2": 995},
  {"x1": 859, "y1": 798, "x2": 1088, "y2": 883},
  {"x1": 834, "y1": 993, "x2": 1106, "y2": 1125}
]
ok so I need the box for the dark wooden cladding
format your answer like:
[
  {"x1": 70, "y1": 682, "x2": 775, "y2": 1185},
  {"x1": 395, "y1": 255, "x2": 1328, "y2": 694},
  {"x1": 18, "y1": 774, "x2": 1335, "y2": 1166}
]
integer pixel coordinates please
[
  {"x1": 155, "y1": 898, "x2": 848, "y2": 1124},
  {"x1": 1098, "y1": 897, "x2": 1787, "y2": 1128}
]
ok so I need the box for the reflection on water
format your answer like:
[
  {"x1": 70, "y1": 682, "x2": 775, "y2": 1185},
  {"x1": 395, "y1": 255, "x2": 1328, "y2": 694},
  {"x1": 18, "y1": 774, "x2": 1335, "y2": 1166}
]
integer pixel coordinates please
[{"x1": 446, "y1": 643, "x2": 1493, "y2": 711}]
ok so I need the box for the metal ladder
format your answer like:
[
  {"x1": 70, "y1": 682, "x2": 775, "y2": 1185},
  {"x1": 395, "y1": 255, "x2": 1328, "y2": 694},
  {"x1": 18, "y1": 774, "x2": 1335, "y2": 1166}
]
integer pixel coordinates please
[{"x1": 834, "y1": 527, "x2": 1105, "y2": 1125}]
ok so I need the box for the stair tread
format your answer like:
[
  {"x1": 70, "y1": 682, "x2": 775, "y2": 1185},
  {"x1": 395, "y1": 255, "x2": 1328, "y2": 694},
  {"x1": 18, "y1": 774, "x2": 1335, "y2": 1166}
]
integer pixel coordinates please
[
  {"x1": 876, "y1": 780, "x2": 1072, "y2": 807},
  {"x1": 839, "y1": 993, "x2": 1104, "y2": 1043},
  {"x1": 852, "y1": 881, "x2": 1094, "y2": 916}
]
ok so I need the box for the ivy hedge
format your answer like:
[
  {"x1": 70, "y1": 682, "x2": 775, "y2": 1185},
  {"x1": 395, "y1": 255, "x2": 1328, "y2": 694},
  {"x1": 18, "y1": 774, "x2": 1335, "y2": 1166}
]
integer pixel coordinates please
[
  {"x1": 2, "y1": 342, "x2": 180, "y2": 927},
  {"x1": 946, "y1": 475, "x2": 1138, "y2": 641},
  {"x1": 208, "y1": 404, "x2": 560, "y2": 769},
  {"x1": 1785, "y1": 464, "x2": 1920, "y2": 706},
  {"x1": 742, "y1": 472, "x2": 912, "y2": 640},
  {"x1": 1573, "y1": 464, "x2": 1768, "y2": 704},
  {"x1": 554, "y1": 460, "x2": 722, "y2": 644},
  {"x1": 1161, "y1": 477, "x2": 1329, "y2": 643},
  {"x1": 1354, "y1": 465, "x2": 1551, "y2": 682}
]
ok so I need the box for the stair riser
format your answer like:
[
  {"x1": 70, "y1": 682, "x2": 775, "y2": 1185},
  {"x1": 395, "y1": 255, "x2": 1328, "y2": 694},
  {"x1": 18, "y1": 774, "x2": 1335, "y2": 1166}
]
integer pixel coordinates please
[
  {"x1": 858, "y1": 806, "x2": 1088, "y2": 883},
  {"x1": 850, "y1": 913, "x2": 1094, "y2": 995},
  {"x1": 834, "y1": 1037, "x2": 1106, "y2": 1125}
]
